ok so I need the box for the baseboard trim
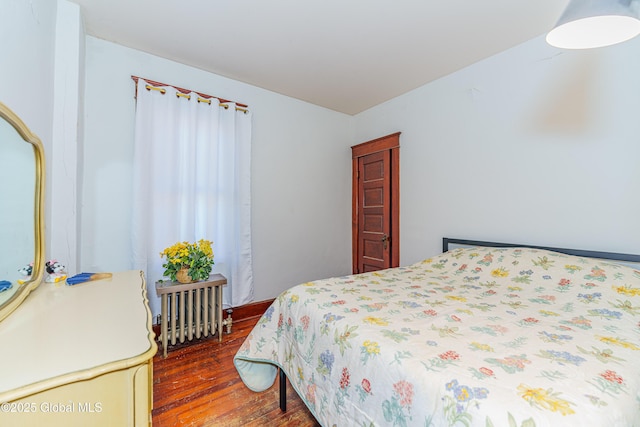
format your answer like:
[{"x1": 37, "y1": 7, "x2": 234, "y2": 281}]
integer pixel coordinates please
[{"x1": 232, "y1": 299, "x2": 275, "y2": 322}]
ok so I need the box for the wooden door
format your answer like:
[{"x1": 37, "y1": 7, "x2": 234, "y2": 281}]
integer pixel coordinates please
[{"x1": 352, "y1": 133, "x2": 400, "y2": 274}]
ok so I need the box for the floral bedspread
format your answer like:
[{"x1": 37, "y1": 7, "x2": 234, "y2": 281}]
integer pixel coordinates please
[{"x1": 234, "y1": 247, "x2": 640, "y2": 426}]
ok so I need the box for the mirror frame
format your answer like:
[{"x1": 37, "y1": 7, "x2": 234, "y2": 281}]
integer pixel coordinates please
[{"x1": 0, "y1": 101, "x2": 45, "y2": 322}]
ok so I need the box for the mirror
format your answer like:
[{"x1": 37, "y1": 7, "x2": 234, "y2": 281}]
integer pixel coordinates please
[{"x1": 0, "y1": 101, "x2": 45, "y2": 322}]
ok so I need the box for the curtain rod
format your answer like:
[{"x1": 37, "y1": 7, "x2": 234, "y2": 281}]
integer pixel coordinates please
[{"x1": 131, "y1": 76, "x2": 249, "y2": 111}]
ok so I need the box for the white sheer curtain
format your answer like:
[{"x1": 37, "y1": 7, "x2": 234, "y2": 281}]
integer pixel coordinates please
[{"x1": 132, "y1": 79, "x2": 253, "y2": 317}]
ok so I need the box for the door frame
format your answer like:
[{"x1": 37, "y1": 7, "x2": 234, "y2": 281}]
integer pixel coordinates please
[{"x1": 351, "y1": 132, "x2": 400, "y2": 274}]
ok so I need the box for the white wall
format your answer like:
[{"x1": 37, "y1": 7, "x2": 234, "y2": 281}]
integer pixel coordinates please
[
  {"x1": 51, "y1": 0, "x2": 84, "y2": 274},
  {"x1": 0, "y1": 0, "x2": 56, "y2": 242},
  {"x1": 82, "y1": 37, "x2": 354, "y2": 314},
  {"x1": 0, "y1": 0, "x2": 85, "y2": 282},
  {"x1": 7, "y1": 2, "x2": 639, "y2": 312},
  {"x1": 0, "y1": 0, "x2": 56, "y2": 141},
  {"x1": 354, "y1": 35, "x2": 640, "y2": 264},
  {"x1": 0, "y1": 0, "x2": 57, "y2": 305}
]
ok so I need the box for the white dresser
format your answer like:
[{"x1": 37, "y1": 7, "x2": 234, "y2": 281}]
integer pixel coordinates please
[{"x1": 0, "y1": 270, "x2": 157, "y2": 426}]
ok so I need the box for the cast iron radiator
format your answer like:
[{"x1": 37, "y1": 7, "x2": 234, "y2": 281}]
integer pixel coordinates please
[{"x1": 155, "y1": 274, "x2": 227, "y2": 357}]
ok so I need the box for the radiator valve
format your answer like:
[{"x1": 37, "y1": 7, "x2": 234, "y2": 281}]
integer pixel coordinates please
[{"x1": 222, "y1": 308, "x2": 233, "y2": 334}]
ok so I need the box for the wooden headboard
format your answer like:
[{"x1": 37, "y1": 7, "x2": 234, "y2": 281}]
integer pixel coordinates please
[{"x1": 442, "y1": 237, "x2": 640, "y2": 264}]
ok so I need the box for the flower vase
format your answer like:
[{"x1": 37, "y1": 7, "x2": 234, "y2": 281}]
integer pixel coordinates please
[{"x1": 176, "y1": 266, "x2": 194, "y2": 284}]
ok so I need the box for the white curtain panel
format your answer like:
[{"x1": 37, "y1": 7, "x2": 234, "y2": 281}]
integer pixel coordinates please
[{"x1": 132, "y1": 79, "x2": 253, "y2": 317}]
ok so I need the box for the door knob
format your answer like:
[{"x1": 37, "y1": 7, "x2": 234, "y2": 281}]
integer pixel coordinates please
[{"x1": 382, "y1": 234, "x2": 389, "y2": 250}]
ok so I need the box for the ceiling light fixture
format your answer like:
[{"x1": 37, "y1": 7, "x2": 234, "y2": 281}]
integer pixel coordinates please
[{"x1": 547, "y1": 0, "x2": 640, "y2": 49}]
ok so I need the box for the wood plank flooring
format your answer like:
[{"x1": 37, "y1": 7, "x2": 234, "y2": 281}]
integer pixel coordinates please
[{"x1": 152, "y1": 317, "x2": 321, "y2": 427}]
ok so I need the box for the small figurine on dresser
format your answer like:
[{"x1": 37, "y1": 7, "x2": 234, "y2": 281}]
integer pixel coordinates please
[
  {"x1": 45, "y1": 259, "x2": 68, "y2": 283},
  {"x1": 17, "y1": 262, "x2": 33, "y2": 284}
]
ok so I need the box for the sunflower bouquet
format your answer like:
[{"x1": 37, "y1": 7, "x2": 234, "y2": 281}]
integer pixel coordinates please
[{"x1": 160, "y1": 239, "x2": 214, "y2": 283}]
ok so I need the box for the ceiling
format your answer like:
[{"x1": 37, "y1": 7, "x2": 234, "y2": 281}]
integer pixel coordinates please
[{"x1": 68, "y1": 0, "x2": 568, "y2": 115}]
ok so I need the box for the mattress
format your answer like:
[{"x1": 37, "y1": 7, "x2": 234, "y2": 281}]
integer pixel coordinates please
[{"x1": 234, "y1": 246, "x2": 640, "y2": 426}]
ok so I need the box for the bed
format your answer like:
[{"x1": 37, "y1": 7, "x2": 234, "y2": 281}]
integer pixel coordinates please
[{"x1": 234, "y1": 238, "x2": 640, "y2": 426}]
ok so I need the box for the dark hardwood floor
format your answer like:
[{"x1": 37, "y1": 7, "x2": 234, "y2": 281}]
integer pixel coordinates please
[{"x1": 152, "y1": 317, "x2": 321, "y2": 427}]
